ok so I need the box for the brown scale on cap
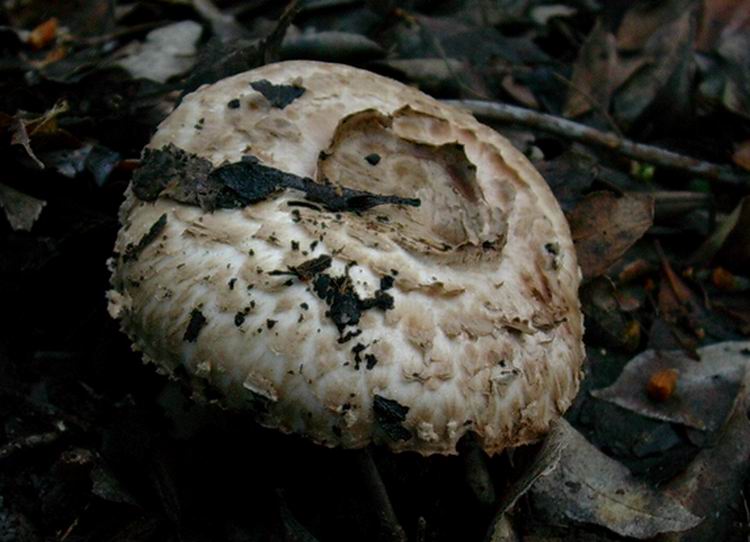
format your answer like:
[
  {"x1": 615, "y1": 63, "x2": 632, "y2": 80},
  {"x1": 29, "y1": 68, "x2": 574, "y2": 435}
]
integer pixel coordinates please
[{"x1": 108, "y1": 61, "x2": 584, "y2": 455}]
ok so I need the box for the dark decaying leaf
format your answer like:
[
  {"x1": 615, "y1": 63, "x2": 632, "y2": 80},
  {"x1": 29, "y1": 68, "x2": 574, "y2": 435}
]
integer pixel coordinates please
[
  {"x1": 659, "y1": 369, "x2": 750, "y2": 541},
  {"x1": 530, "y1": 419, "x2": 702, "y2": 539},
  {"x1": 591, "y1": 341, "x2": 750, "y2": 432},
  {"x1": 563, "y1": 19, "x2": 616, "y2": 119},
  {"x1": 567, "y1": 191, "x2": 654, "y2": 280},
  {"x1": 8, "y1": 116, "x2": 45, "y2": 169},
  {"x1": 0, "y1": 183, "x2": 46, "y2": 232},
  {"x1": 281, "y1": 31, "x2": 385, "y2": 63},
  {"x1": 123, "y1": 214, "x2": 167, "y2": 263},
  {"x1": 181, "y1": 1, "x2": 298, "y2": 95},
  {"x1": 580, "y1": 278, "x2": 641, "y2": 352},
  {"x1": 613, "y1": 0, "x2": 698, "y2": 129},
  {"x1": 696, "y1": 0, "x2": 750, "y2": 119},
  {"x1": 133, "y1": 144, "x2": 420, "y2": 213}
]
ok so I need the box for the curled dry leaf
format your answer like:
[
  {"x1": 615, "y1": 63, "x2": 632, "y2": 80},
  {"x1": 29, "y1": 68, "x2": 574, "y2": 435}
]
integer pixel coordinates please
[
  {"x1": 0, "y1": 183, "x2": 46, "y2": 232},
  {"x1": 567, "y1": 191, "x2": 654, "y2": 280},
  {"x1": 530, "y1": 419, "x2": 701, "y2": 539},
  {"x1": 591, "y1": 341, "x2": 750, "y2": 432}
]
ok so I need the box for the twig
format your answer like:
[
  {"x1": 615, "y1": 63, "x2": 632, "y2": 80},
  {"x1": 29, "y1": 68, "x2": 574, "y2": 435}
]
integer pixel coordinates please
[
  {"x1": 0, "y1": 421, "x2": 66, "y2": 462},
  {"x1": 353, "y1": 447, "x2": 407, "y2": 542},
  {"x1": 550, "y1": 71, "x2": 623, "y2": 136},
  {"x1": 444, "y1": 99, "x2": 750, "y2": 186}
]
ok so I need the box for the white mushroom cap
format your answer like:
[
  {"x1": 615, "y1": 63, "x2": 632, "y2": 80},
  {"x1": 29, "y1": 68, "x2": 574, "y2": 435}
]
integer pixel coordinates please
[{"x1": 108, "y1": 61, "x2": 584, "y2": 455}]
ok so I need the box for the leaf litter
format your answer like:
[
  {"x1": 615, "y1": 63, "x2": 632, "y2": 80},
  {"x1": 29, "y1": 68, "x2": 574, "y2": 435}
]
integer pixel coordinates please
[{"x1": 1, "y1": 0, "x2": 750, "y2": 541}]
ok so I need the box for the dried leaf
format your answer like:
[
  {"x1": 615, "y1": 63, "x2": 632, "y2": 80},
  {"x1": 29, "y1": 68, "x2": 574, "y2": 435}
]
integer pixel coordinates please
[
  {"x1": 116, "y1": 21, "x2": 202, "y2": 84},
  {"x1": 696, "y1": 0, "x2": 750, "y2": 52},
  {"x1": 563, "y1": 20, "x2": 616, "y2": 118},
  {"x1": 8, "y1": 117, "x2": 45, "y2": 168},
  {"x1": 591, "y1": 341, "x2": 749, "y2": 432},
  {"x1": 529, "y1": 4, "x2": 577, "y2": 26},
  {"x1": 613, "y1": 0, "x2": 697, "y2": 128},
  {"x1": 567, "y1": 191, "x2": 654, "y2": 280},
  {"x1": 181, "y1": 3, "x2": 297, "y2": 95},
  {"x1": 581, "y1": 278, "x2": 641, "y2": 352},
  {"x1": 0, "y1": 183, "x2": 46, "y2": 232},
  {"x1": 486, "y1": 421, "x2": 568, "y2": 540},
  {"x1": 690, "y1": 196, "x2": 750, "y2": 266},
  {"x1": 530, "y1": 419, "x2": 702, "y2": 539},
  {"x1": 659, "y1": 365, "x2": 750, "y2": 541},
  {"x1": 281, "y1": 30, "x2": 385, "y2": 63},
  {"x1": 371, "y1": 58, "x2": 466, "y2": 96},
  {"x1": 500, "y1": 75, "x2": 539, "y2": 109}
]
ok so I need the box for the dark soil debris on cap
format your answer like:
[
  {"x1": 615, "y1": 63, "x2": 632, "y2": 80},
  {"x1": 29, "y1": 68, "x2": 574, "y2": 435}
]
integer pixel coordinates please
[
  {"x1": 123, "y1": 213, "x2": 167, "y2": 263},
  {"x1": 364, "y1": 153, "x2": 381, "y2": 165},
  {"x1": 183, "y1": 308, "x2": 207, "y2": 342},
  {"x1": 373, "y1": 395, "x2": 411, "y2": 441},
  {"x1": 250, "y1": 79, "x2": 306, "y2": 109}
]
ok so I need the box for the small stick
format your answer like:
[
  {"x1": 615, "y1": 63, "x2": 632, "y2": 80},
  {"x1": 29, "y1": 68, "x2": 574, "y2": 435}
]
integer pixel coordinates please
[
  {"x1": 444, "y1": 99, "x2": 749, "y2": 186},
  {"x1": 0, "y1": 421, "x2": 66, "y2": 462},
  {"x1": 353, "y1": 447, "x2": 407, "y2": 542}
]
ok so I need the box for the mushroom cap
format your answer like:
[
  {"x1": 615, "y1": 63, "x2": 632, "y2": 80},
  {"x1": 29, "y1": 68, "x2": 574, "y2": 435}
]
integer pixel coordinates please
[{"x1": 108, "y1": 61, "x2": 584, "y2": 455}]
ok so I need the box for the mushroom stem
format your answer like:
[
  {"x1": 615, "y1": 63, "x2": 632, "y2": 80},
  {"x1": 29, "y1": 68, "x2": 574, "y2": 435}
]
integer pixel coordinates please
[
  {"x1": 462, "y1": 434, "x2": 497, "y2": 507},
  {"x1": 353, "y1": 447, "x2": 407, "y2": 542}
]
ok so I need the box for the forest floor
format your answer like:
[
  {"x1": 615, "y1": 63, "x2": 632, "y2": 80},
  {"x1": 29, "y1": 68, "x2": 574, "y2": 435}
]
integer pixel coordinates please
[{"x1": 1, "y1": 1, "x2": 750, "y2": 541}]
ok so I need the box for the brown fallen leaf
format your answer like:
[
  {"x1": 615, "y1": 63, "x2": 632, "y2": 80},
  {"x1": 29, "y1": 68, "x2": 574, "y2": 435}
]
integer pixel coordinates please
[
  {"x1": 530, "y1": 419, "x2": 702, "y2": 539},
  {"x1": 567, "y1": 191, "x2": 654, "y2": 280},
  {"x1": 486, "y1": 420, "x2": 568, "y2": 541},
  {"x1": 591, "y1": 341, "x2": 749, "y2": 433},
  {"x1": 658, "y1": 358, "x2": 750, "y2": 541},
  {"x1": 696, "y1": 0, "x2": 750, "y2": 52},
  {"x1": 563, "y1": 19, "x2": 616, "y2": 119},
  {"x1": 0, "y1": 183, "x2": 46, "y2": 232},
  {"x1": 691, "y1": 196, "x2": 750, "y2": 270},
  {"x1": 613, "y1": 2, "x2": 696, "y2": 129},
  {"x1": 581, "y1": 278, "x2": 642, "y2": 352}
]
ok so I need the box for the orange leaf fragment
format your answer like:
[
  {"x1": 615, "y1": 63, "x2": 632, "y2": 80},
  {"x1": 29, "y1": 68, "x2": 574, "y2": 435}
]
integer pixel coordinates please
[
  {"x1": 28, "y1": 18, "x2": 59, "y2": 51},
  {"x1": 646, "y1": 368, "x2": 679, "y2": 402}
]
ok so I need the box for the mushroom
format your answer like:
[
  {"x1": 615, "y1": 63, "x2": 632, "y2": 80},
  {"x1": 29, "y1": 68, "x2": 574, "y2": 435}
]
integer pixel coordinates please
[{"x1": 108, "y1": 60, "x2": 584, "y2": 456}]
